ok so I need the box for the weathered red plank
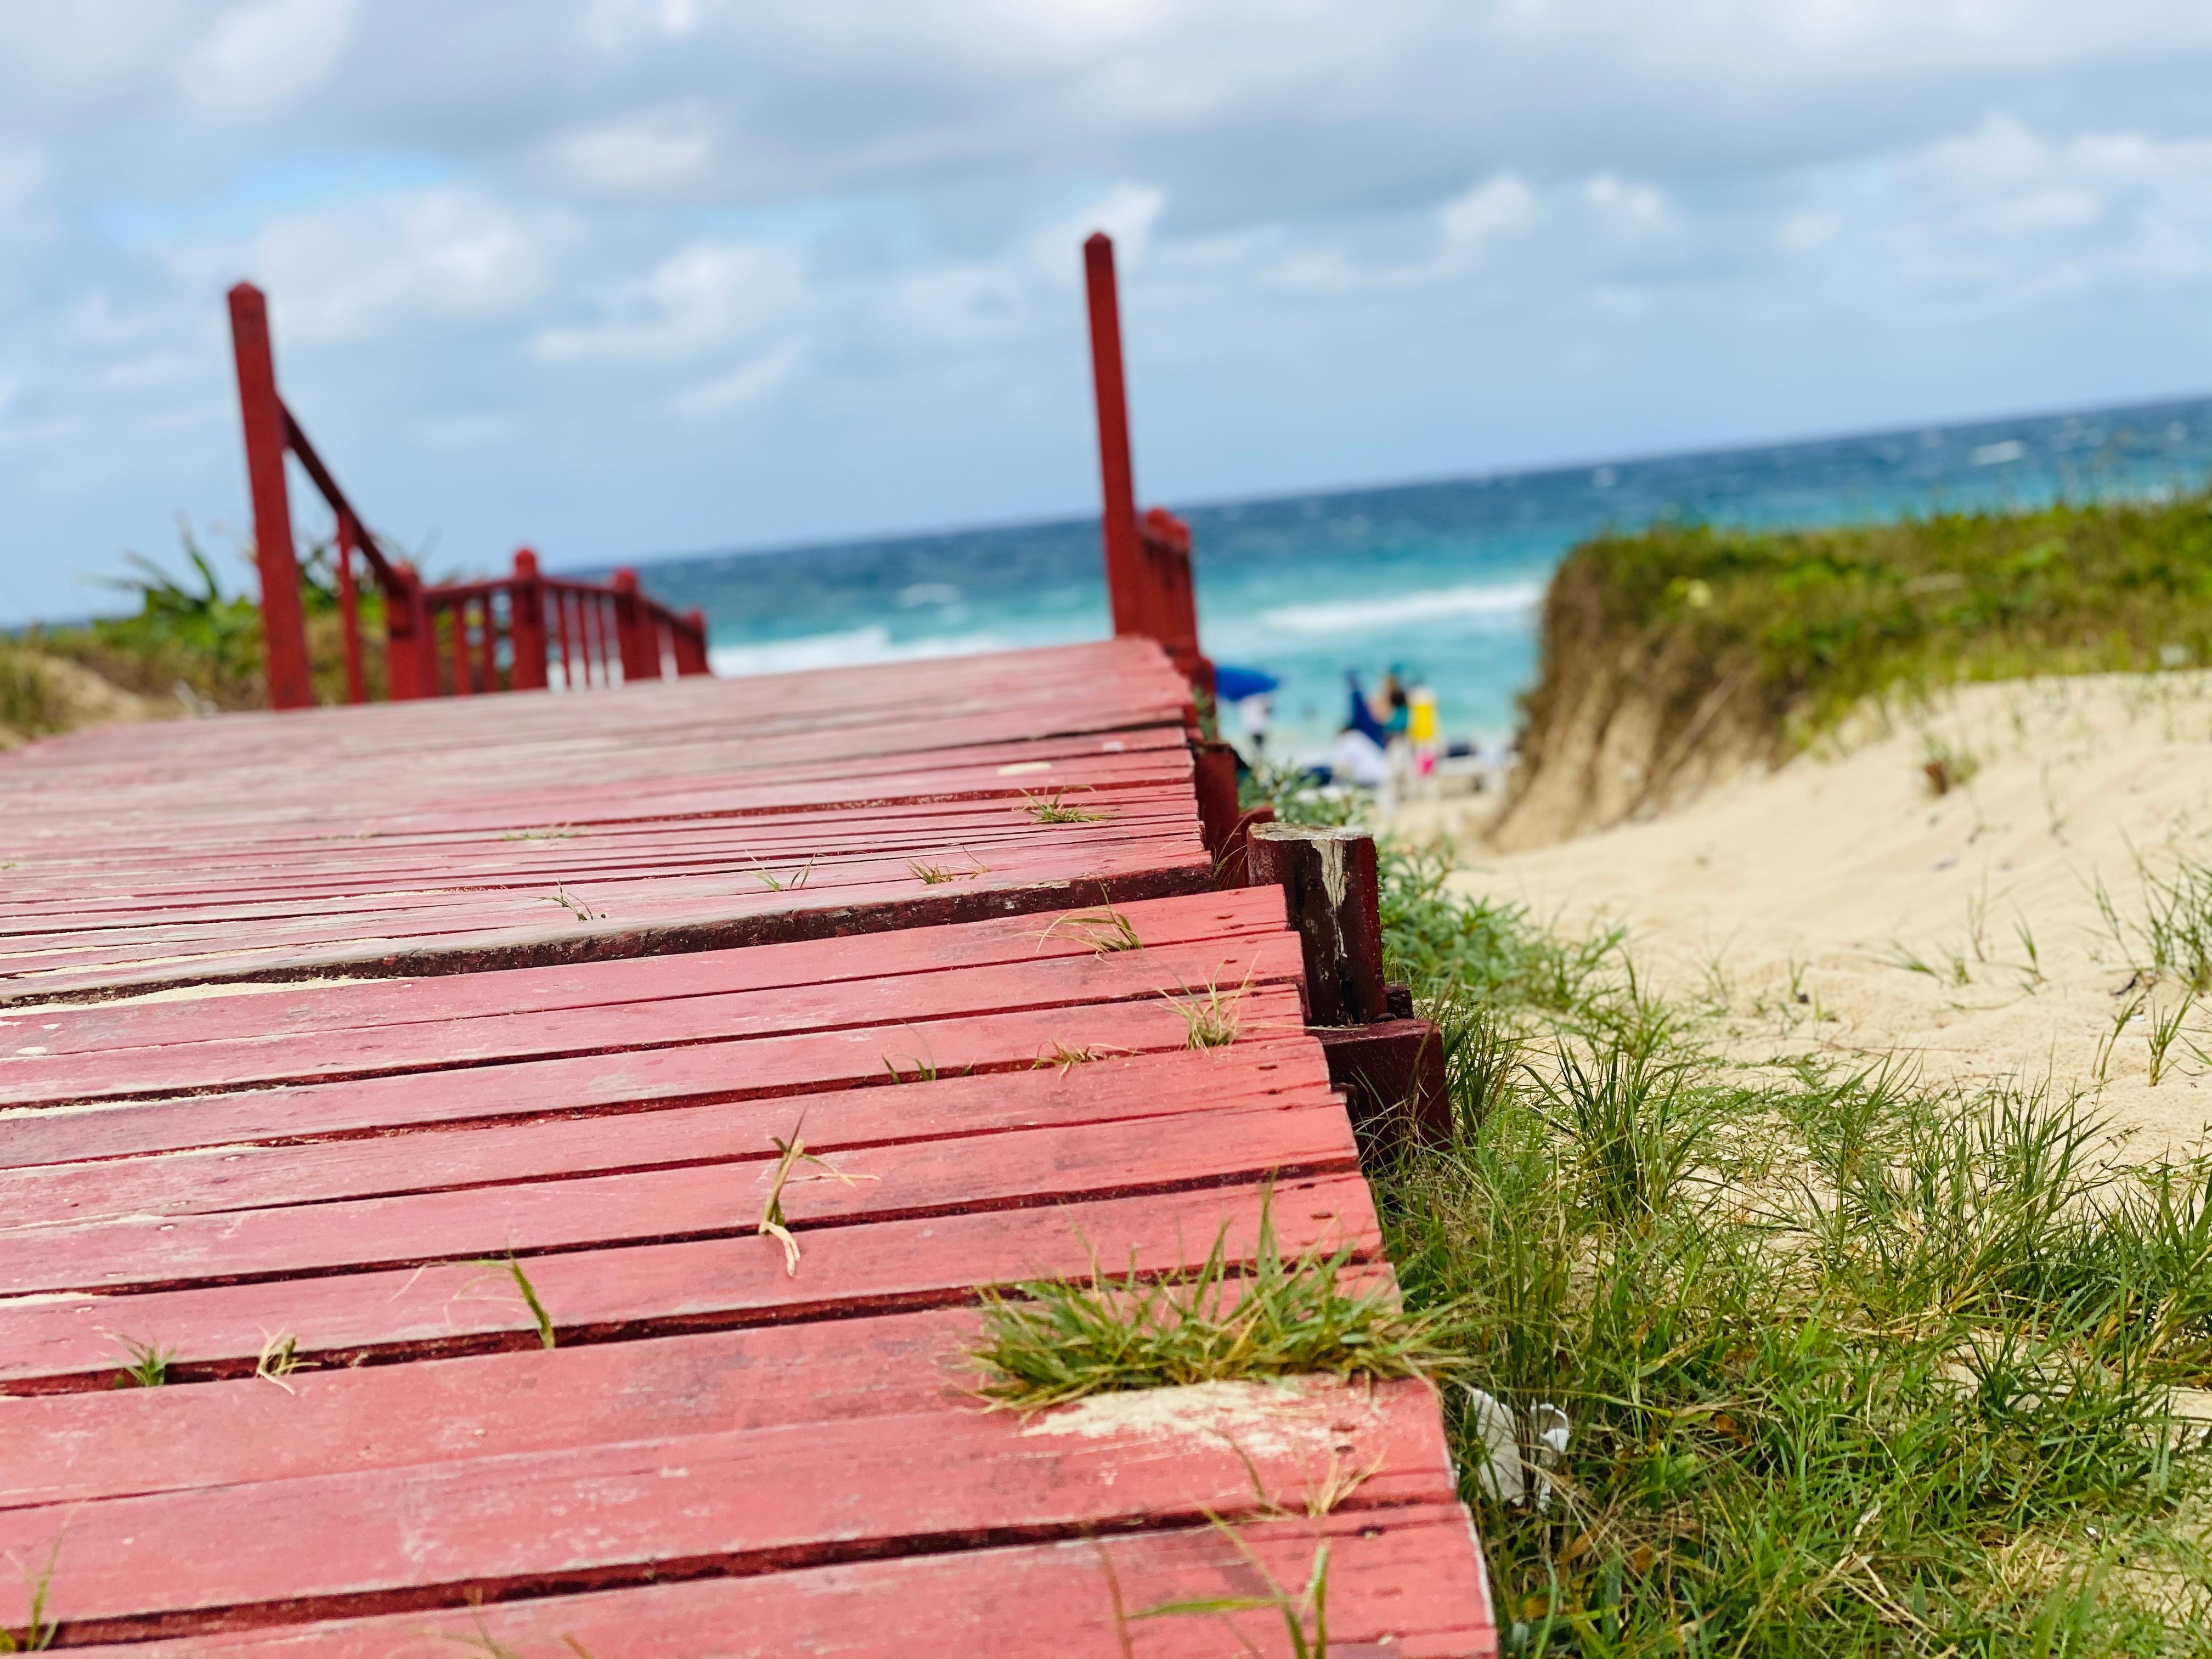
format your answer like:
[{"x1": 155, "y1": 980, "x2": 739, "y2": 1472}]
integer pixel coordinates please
[
  {"x1": 0, "y1": 1045, "x2": 1335, "y2": 1228},
  {"x1": 2, "y1": 1306, "x2": 986, "y2": 1509},
  {"x1": 0, "y1": 1378, "x2": 1451, "y2": 1640},
  {"x1": 0, "y1": 991, "x2": 1311, "y2": 1169},
  {"x1": 0, "y1": 640, "x2": 1206, "y2": 999},
  {"x1": 0, "y1": 930, "x2": 1300, "y2": 1104},
  {"x1": 52, "y1": 1507, "x2": 1496, "y2": 1659},
  {"x1": 0, "y1": 888, "x2": 1284, "y2": 1060},
  {"x1": 0, "y1": 1171, "x2": 1379, "y2": 1390},
  {"x1": 2, "y1": 1097, "x2": 1356, "y2": 1297}
]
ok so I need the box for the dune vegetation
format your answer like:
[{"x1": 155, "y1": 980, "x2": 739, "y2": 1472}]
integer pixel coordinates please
[
  {"x1": 1499, "y1": 490, "x2": 2212, "y2": 844},
  {"x1": 1227, "y1": 792, "x2": 2212, "y2": 1653},
  {"x1": 2, "y1": 527, "x2": 383, "y2": 740}
]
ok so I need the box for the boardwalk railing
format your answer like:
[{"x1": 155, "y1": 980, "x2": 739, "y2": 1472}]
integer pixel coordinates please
[
  {"x1": 227, "y1": 283, "x2": 709, "y2": 710},
  {"x1": 1083, "y1": 233, "x2": 1211, "y2": 697},
  {"x1": 397, "y1": 552, "x2": 710, "y2": 697}
]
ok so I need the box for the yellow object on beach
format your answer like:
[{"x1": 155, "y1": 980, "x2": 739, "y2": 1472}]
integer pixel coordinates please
[{"x1": 1408, "y1": 690, "x2": 1437, "y2": 743}]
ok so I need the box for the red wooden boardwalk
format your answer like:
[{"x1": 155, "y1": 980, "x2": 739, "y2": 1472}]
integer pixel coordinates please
[
  {"x1": 0, "y1": 639, "x2": 1207, "y2": 1002},
  {"x1": 0, "y1": 646, "x2": 1495, "y2": 1655}
]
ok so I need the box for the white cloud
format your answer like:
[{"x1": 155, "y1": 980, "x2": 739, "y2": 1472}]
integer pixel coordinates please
[
  {"x1": 183, "y1": 0, "x2": 356, "y2": 116},
  {"x1": 1438, "y1": 173, "x2": 1538, "y2": 250},
  {"x1": 1019, "y1": 182, "x2": 1166, "y2": 285},
  {"x1": 671, "y1": 340, "x2": 806, "y2": 417},
  {"x1": 238, "y1": 188, "x2": 558, "y2": 345},
  {"x1": 533, "y1": 240, "x2": 808, "y2": 363},
  {"x1": 551, "y1": 101, "x2": 716, "y2": 197},
  {"x1": 1778, "y1": 116, "x2": 2212, "y2": 319}
]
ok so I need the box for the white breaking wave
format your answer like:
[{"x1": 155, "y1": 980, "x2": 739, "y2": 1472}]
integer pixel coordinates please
[
  {"x1": 1256, "y1": 580, "x2": 1544, "y2": 637},
  {"x1": 707, "y1": 624, "x2": 1028, "y2": 678}
]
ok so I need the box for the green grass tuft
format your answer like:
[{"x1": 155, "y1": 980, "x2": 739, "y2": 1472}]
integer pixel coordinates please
[
  {"x1": 1034, "y1": 901, "x2": 1143, "y2": 955},
  {"x1": 1159, "y1": 974, "x2": 1248, "y2": 1049},
  {"x1": 1020, "y1": 788, "x2": 1112, "y2": 824},
  {"x1": 0, "y1": 1537, "x2": 59, "y2": 1653},
  {"x1": 468, "y1": 1255, "x2": 556, "y2": 1349},
  {"x1": 971, "y1": 1195, "x2": 1465, "y2": 1412},
  {"x1": 109, "y1": 1336, "x2": 171, "y2": 1389}
]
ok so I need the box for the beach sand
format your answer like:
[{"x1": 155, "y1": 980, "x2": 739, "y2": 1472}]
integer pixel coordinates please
[{"x1": 1392, "y1": 670, "x2": 2212, "y2": 1157}]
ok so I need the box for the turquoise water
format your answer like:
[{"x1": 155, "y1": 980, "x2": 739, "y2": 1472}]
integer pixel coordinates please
[{"x1": 627, "y1": 393, "x2": 2212, "y2": 756}]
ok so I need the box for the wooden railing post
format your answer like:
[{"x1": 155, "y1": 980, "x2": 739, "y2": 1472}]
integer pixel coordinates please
[
  {"x1": 1084, "y1": 234, "x2": 1214, "y2": 699},
  {"x1": 382, "y1": 562, "x2": 432, "y2": 700},
  {"x1": 1141, "y1": 509, "x2": 1212, "y2": 695},
  {"x1": 611, "y1": 567, "x2": 654, "y2": 684},
  {"x1": 509, "y1": 548, "x2": 549, "y2": 691},
  {"x1": 334, "y1": 511, "x2": 365, "y2": 706},
  {"x1": 227, "y1": 282, "x2": 314, "y2": 711},
  {"x1": 1084, "y1": 233, "x2": 1147, "y2": 641},
  {"x1": 676, "y1": 610, "x2": 711, "y2": 676}
]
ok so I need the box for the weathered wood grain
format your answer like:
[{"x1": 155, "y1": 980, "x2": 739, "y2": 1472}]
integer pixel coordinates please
[{"x1": 48, "y1": 1506, "x2": 1497, "y2": 1658}]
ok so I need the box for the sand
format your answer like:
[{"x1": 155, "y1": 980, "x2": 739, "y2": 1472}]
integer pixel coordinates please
[{"x1": 1396, "y1": 670, "x2": 2212, "y2": 1158}]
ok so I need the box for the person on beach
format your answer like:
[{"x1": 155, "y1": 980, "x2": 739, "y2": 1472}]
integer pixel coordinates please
[
  {"x1": 1344, "y1": 672, "x2": 1390, "y2": 748},
  {"x1": 1381, "y1": 668, "x2": 1410, "y2": 743},
  {"x1": 1239, "y1": 692, "x2": 1271, "y2": 757},
  {"x1": 1330, "y1": 723, "x2": 1389, "y2": 789}
]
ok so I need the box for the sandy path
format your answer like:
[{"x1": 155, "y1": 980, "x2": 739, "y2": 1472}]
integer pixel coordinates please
[{"x1": 1401, "y1": 671, "x2": 2212, "y2": 1155}]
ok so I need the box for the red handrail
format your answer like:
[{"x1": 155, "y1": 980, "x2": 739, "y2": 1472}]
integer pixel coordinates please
[
  {"x1": 1082, "y1": 234, "x2": 1212, "y2": 697},
  {"x1": 226, "y1": 282, "x2": 712, "y2": 709},
  {"x1": 391, "y1": 554, "x2": 710, "y2": 697}
]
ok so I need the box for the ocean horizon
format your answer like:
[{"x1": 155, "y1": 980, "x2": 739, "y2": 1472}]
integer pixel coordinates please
[{"x1": 610, "y1": 391, "x2": 2212, "y2": 757}]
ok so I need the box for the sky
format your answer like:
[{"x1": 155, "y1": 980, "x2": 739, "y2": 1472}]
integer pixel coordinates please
[{"x1": 1, "y1": 1, "x2": 2209, "y2": 624}]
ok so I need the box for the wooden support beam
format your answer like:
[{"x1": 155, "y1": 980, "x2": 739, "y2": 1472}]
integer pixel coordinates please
[
  {"x1": 1248, "y1": 822, "x2": 1448, "y2": 1150},
  {"x1": 1317, "y1": 1018, "x2": 1451, "y2": 1150},
  {"x1": 1247, "y1": 823, "x2": 1389, "y2": 1027},
  {"x1": 1192, "y1": 740, "x2": 1242, "y2": 885},
  {"x1": 226, "y1": 283, "x2": 314, "y2": 712}
]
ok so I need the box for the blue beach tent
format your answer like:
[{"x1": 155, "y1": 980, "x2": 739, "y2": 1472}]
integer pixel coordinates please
[{"x1": 1212, "y1": 664, "x2": 1279, "y2": 703}]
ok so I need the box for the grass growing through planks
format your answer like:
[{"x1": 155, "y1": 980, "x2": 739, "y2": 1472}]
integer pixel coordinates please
[
  {"x1": 882, "y1": 1054, "x2": 975, "y2": 1084},
  {"x1": 469, "y1": 1256, "x2": 556, "y2": 1348},
  {"x1": 1302, "y1": 826, "x2": 2212, "y2": 1654},
  {"x1": 0, "y1": 1539, "x2": 60, "y2": 1653},
  {"x1": 746, "y1": 855, "x2": 814, "y2": 893},
  {"x1": 971, "y1": 1198, "x2": 1464, "y2": 1411},
  {"x1": 545, "y1": 884, "x2": 600, "y2": 923},
  {"x1": 756, "y1": 1115, "x2": 873, "y2": 1276},
  {"x1": 1034, "y1": 1041, "x2": 1120, "y2": 1072},
  {"x1": 501, "y1": 825, "x2": 578, "y2": 842},
  {"x1": 1159, "y1": 972, "x2": 1251, "y2": 1050},
  {"x1": 436, "y1": 1610, "x2": 598, "y2": 1659},
  {"x1": 1114, "y1": 1528, "x2": 1335, "y2": 1659},
  {"x1": 1020, "y1": 788, "x2": 1111, "y2": 825},
  {"x1": 256, "y1": 1329, "x2": 301, "y2": 1391},
  {"x1": 109, "y1": 1336, "x2": 171, "y2": 1388},
  {"x1": 1035, "y1": 899, "x2": 1144, "y2": 955},
  {"x1": 909, "y1": 851, "x2": 989, "y2": 885}
]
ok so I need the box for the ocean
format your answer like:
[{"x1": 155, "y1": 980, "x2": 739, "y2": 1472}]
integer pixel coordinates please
[{"x1": 627, "y1": 393, "x2": 2212, "y2": 758}]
